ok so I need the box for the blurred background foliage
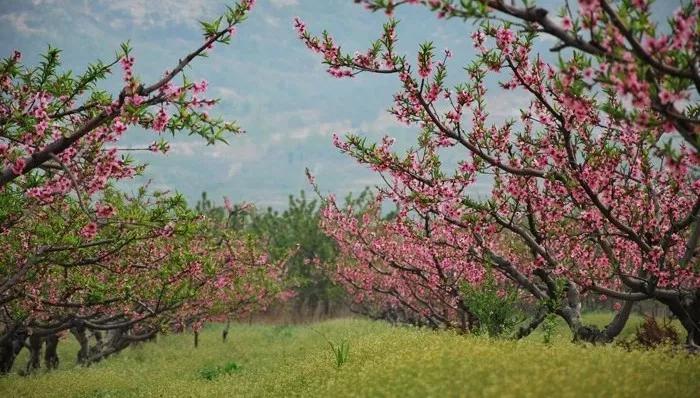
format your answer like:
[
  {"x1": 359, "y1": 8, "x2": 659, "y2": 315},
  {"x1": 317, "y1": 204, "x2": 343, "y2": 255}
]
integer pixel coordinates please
[{"x1": 195, "y1": 189, "x2": 378, "y2": 321}]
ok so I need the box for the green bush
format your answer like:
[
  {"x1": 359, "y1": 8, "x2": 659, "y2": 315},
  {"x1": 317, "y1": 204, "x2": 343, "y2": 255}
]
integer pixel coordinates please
[
  {"x1": 460, "y1": 271, "x2": 524, "y2": 337},
  {"x1": 198, "y1": 361, "x2": 241, "y2": 381}
]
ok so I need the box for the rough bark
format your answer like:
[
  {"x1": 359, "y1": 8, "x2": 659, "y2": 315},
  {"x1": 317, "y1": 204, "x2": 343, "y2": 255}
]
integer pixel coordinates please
[
  {"x1": 531, "y1": 270, "x2": 633, "y2": 344},
  {"x1": 558, "y1": 285, "x2": 634, "y2": 344},
  {"x1": 85, "y1": 327, "x2": 129, "y2": 364},
  {"x1": 513, "y1": 306, "x2": 548, "y2": 340},
  {"x1": 323, "y1": 298, "x2": 331, "y2": 318},
  {"x1": 222, "y1": 320, "x2": 230, "y2": 343},
  {"x1": 44, "y1": 334, "x2": 59, "y2": 370},
  {"x1": 0, "y1": 327, "x2": 26, "y2": 374},
  {"x1": 85, "y1": 328, "x2": 157, "y2": 365},
  {"x1": 24, "y1": 334, "x2": 43, "y2": 373},
  {"x1": 90, "y1": 330, "x2": 104, "y2": 358},
  {"x1": 70, "y1": 325, "x2": 90, "y2": 365},
  {"x1": 658, "y1": 290, "x2": 700, "y2": 348}
]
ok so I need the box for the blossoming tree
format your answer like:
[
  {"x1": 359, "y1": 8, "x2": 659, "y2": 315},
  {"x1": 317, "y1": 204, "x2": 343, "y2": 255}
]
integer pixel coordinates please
[
  {"x1": 298, "y1": 0, "x2": 700, "y2": 345},
  {"x1": 320, "y1": 196, "x2": 484, "y2": 332},
  {"x1": 0, "y1": 0, "x2": 289, "y2": 373}
]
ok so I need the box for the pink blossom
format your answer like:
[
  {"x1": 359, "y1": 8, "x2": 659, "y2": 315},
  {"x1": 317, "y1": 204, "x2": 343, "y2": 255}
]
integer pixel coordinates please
[
  {"x1": 120, "y1": 56, "x2": 134, "y2": 82},
  {"x1": 495, "y1": 27, "x2": 515, "y2": 52},
  {"x1": 79, "y1": 222, "x2": 98, "y2": 239},
  {"x1": 153, "y1": 107, "x2": 169, "y2": 132},
  {"x1": 95, "y1": 203, "x2": 116, "y2": 218},
  {"x1": 658, "y1": 88, "x2": 675, "y2": 105},
  {"x1": 561, "y1": 16, "x2": 573, "y2": 30},
  {"x1": 11, "y1": 158, "x2": 26, "y2": 176},
  {"x1": 192, "y1": 80, "x2": 208, "y2": 95}
]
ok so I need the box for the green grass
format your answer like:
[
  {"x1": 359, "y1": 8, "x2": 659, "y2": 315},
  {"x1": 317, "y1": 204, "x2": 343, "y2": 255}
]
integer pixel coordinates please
[{"x1": 0, "y1": 315, "x2": 697, "y2": 397}]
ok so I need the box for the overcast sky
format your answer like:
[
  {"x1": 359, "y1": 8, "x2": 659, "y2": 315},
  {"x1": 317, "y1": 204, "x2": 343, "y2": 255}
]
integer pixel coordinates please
[{"x1": 0, "y1": 0, "x2": 586, "y2": 208}]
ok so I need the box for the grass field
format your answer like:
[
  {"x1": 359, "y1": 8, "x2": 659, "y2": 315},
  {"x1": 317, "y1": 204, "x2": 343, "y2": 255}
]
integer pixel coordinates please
[{"x1": 1, "y1": 315, "x2": 697, "y2": 397}]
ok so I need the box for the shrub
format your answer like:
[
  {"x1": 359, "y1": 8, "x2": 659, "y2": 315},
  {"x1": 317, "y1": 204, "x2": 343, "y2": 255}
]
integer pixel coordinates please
[
  {"x1": 541, "y1": 314, "x2": 558, "y2": 345},
  {"x1": 197, "y1": 361, "x2": 242, "y2": 381},
  {"x1": 634, "y1": 316, "x2": 681, "y2": 348},
  {"x1": 460, "y1": 272, "x2": 524, "y2": 337}
]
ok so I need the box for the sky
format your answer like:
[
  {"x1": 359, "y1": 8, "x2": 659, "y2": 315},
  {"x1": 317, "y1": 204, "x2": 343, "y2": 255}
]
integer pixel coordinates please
[{"x1": 0, "y1": 0, "x2": 581, "y2": 208}]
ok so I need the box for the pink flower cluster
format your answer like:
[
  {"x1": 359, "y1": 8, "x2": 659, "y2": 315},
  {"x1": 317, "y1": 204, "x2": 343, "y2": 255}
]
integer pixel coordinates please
[{"x1": 120, "y1": 56, "x2": 135, "y2": 82}]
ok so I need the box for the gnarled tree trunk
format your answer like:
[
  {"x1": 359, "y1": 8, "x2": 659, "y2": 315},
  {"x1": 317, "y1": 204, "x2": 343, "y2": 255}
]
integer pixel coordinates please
[
  {"x1": 90, "y1": 330, "x2": 104, "y2": 358},
  {"x1": 24, "y1": 334, "x2": 43, "y2": 374},
  {"x1": 530, "y1": 270, "x2": 634, "y2": 344},
  {"x1": 513, "y1": 306, "x2": 548, "y2": 340},
  {"x1": 0, "y1": 326, "x2": 26, "y2": 374},
  {"x1": 70, "y1": 325, "x2": 89, "y2": 365},
  {"x1": 85, "y1": 327, "x2": 156, "y2": 365},
  {"x1": 44, "y1": 334, "x2": 59, "y2": 370},
  {"x1": 558, "y1": 282, "x2": 634, "y2": 344},
  {"x1": 658, "y1": 290, "x2": 700, "y2": 348}
]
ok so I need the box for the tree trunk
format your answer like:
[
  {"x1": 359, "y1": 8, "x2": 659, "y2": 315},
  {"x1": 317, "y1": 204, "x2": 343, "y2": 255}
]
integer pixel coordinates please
[
  {"x1": 301, "y1": 295, "x2": 312, "y2": 322},
  {"x1": 531, "y1": 270, "x2": 633, "y2": 344},
  {"x1": 0, "y1": 327, "x2": 26, "y2": 374},
  {"x1": 294, "y1": 296, "x2": 305, "y2": 320},
  {"x1": 90, "y1": 330, "x2": 104, "y2": 357},
  {"x1": 513, "y1": 306, "x2": 548, "y2": 339},
  {"x1": 194, "y1": 331, "x2": 199, "y2": 348},
  {"x1": 44, "y1": 334, "x2": 59, "y2": 370},
  {"x1": 658, "y1": 290, "x2": 700, "y2": 348},
  {"x1": 70, "y1": 326, "x2": 89, "y2": 365},
  {"x1": 558, "y1": 285, "x2": 634, "y2": 344},
  {"x1": 458, "y1": 300, "x2": 479, "y2": 333},
  {"x1": 86, "y1": 327, "x2": 130, "y2": 365},
  {"x1": 313, "y1": 298, "x2": 323, "y2": 321},
  {"x1": 24, "y1": 334, "x2": 42, "y2": 374},
  {"x1": 458, "y1": 306, "x2": 468, "y2": 333},
  {"x1": 222, "y1": 320, "x2": 230, "y2": 343}
]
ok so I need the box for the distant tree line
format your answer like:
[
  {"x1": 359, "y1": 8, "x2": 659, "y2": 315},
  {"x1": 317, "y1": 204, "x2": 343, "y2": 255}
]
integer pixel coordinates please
[{"x1": 195, "y1": 189, "x2": 380, "y2": 320}]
